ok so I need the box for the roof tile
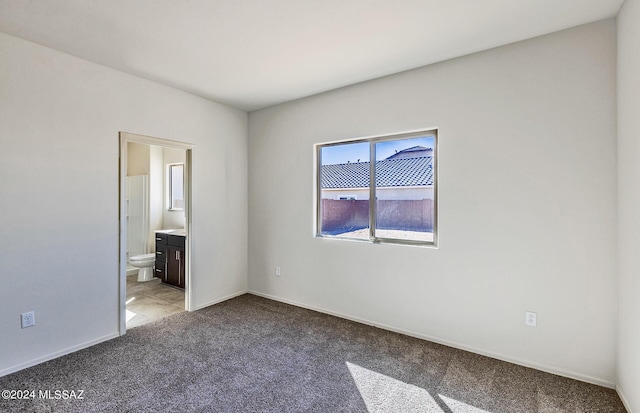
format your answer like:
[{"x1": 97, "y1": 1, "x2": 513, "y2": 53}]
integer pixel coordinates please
[{"x1": 321, "y1": 157, "x2": 433, "y2": 188}]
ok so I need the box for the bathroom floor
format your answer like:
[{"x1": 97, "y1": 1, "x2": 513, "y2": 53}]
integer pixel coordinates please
[{"x1": 126, "y1": 275, "x2": 185, "y2": 328}]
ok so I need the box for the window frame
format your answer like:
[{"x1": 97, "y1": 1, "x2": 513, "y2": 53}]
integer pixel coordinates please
[
  {"x1": 167, "y1": 162, "x2": 185, "y2": 211},
  {"x1": 316, "y1": 129, "x2": 438, "y2": 247}
]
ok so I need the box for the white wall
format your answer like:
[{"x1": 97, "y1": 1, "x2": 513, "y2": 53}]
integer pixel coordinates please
[
  {"x1": 127, "y1": 142, "x2": 150, "y2": 176},
  {"x1": 248, "y1": 20, "x2": 618, "y2": 386},
  {"x1": 126, "y1": 143, "x2": 185, "y2": 249},
  {"x1": 0, "y1": 32, "x2": 248, "y2": 375},
  {"x1": 617, "y1": 0, "x2": 640, "y2": 410},
  {"x1": 149, "y1": 145, "x2": 164, "y2": 249}
]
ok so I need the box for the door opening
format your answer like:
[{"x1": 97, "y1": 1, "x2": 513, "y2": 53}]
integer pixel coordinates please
[{"x1": 118, "y1": 132, "x2": 193, "y2": 334}]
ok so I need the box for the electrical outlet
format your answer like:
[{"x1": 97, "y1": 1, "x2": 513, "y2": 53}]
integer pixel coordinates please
[
  {"x1": 275, "y1": 266, "x2": 281, "y2": 277},
  {"x1": 21, "y1": 311, "x2": 35, "y2": 328},
  {"x1": 525, "y1": 311, "x2": 537, "y2": 327}
]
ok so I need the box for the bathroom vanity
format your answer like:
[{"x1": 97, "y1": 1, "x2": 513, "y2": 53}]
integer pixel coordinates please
[{"x1": 154, "y1": 230, "x2": 186, "y2": 289}]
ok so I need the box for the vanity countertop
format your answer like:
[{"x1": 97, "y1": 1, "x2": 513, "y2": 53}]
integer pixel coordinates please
[{"x1": 155, "y1": 229, "x2": 187, "y2": 237}]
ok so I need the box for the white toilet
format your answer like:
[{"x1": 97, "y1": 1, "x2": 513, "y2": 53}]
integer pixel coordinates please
[{"x1": 129, "y1": 253, "x2": 156, "y2": 282}]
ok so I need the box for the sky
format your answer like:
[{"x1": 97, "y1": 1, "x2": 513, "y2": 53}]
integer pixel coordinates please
[{"x1": 320, "y1": 135, "x2": 435, "y2": 165}]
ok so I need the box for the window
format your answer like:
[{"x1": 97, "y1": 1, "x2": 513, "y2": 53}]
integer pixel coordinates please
[
  {"x1": 317, "y1": 130, "x2": 437, "y2": 246},
  {"x1": 168, "y1": 163, "x2": 184, "y2": 210}
]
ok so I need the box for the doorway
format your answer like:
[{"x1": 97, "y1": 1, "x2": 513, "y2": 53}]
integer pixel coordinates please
[{"x1": 118, "y1": 132, "x2": 193, "y2": 334}]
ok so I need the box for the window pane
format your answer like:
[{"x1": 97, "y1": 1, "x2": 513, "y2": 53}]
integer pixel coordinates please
[
  {"x1": 374, "y1": 135, "x2": 435, "y2": 242},
  {"x1": 170, "y1": 164, "x2": 184, "y2": 210},
  {"x1": 319, "y1": 142, "x2": 370, "y2": 239}
]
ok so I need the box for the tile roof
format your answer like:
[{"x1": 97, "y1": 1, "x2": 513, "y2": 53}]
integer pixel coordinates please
[
  {"x1": 385, "y1": 146, "x2": 433, "y2": 159},
  {"x1": 321, "y1": 156, "x2": 433, "y2": 189}
]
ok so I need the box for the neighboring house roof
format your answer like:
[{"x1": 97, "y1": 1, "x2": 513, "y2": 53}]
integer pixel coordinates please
[
  {"x1": 385, "y1": 145, "x2": 433, "y2": 160},
  {"x1": 321, "y1": 156, "x2": 433, "y2": 188}
]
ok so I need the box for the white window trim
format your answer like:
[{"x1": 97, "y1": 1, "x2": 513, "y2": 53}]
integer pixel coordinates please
[
  {"x1": 315, "y1": 129, "x2": 438, "y2": 247},
  {"x1": 167, "y1": 162, "x2": 184, "y2": 211}
]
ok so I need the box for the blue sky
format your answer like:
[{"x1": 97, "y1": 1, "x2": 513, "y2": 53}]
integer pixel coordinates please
[{"x1": 321, "y1": 135, "x2": 435, "y2": 165}]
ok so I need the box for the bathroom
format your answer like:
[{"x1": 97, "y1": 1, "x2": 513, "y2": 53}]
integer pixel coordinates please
[{"x1": 125, "y1": 140, "x2": 187, "y2": 328}]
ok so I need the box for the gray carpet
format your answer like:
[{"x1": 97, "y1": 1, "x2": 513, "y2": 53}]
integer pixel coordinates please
[{"x1": 0, "y1": 294, "x2": 627, "y2": 412}]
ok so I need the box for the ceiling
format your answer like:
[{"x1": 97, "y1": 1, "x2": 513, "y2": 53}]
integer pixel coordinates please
[{"x1": 0, "y1": 0, "x2": 624, "y2": 112}]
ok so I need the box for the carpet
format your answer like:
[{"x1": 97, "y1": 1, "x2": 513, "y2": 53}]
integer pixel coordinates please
[{"x1": 0, "y1": 294, "x2": 627, "y2": 412}]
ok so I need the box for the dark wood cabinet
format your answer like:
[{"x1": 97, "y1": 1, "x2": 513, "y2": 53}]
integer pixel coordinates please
[
  {"x1": 154, "y1": 233, "x2": 167, "y2": 280},
  {"x1": 166, "y1": 247, "x2": 185, "y2": 288},
  {"x1": 155, "y1": 232, "x2": 185, "y2": 289}
]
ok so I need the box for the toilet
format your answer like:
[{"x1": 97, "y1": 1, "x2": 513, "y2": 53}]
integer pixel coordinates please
[{"x1": 129, "y1": 253, "x2": 156, "y2": 282}]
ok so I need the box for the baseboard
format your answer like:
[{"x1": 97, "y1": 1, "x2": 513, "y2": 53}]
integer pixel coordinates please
[
  {"x1": 248, "y1": 290, "x2": 616, "y2": 389},
  {"x1": 617, "y1": 385, "x2": 634, "y2": 413},
  {"x1": 0, "y1": 332, "x2": 119, "y2": 378},
  {"x1": 192, "y1": 289, "x2": 248, "y2": 311}
]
